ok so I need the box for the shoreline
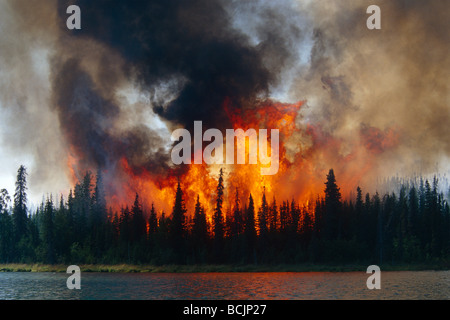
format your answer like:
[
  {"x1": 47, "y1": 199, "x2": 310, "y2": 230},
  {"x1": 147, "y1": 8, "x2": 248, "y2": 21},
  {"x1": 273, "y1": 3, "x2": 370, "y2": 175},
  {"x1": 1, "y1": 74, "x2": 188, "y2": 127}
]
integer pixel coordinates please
[{"x1": 1, "y1": 263, "x2": 449, "y2": 273}]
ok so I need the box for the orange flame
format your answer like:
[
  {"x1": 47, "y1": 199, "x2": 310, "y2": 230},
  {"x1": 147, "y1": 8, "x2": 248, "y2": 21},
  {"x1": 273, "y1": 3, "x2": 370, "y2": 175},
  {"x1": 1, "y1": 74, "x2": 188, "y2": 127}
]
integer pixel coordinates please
[{"x1": 65, "y1": 98, "x2": 400, "y2": 220}]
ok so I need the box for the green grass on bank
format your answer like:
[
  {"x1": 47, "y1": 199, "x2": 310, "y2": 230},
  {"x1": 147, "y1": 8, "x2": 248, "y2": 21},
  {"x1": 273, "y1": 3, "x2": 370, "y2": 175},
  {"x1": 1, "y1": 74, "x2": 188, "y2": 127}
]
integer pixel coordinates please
[{"x1": 0, "y1": 263, "x2": 449, "y2": 273}]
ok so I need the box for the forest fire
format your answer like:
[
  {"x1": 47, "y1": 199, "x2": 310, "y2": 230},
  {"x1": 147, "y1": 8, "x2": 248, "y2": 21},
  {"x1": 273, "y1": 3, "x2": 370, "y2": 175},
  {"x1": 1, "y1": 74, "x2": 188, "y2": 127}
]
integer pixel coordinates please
[
  {"x1": 24, "y1": 0, "x2": 430, "y2": 225},
  {"x1": 63, "y1": 95, "x2": 400, "y2": 223},
  {"x1": 1, "y1": 0, "x2": 449, "y2": 270}
]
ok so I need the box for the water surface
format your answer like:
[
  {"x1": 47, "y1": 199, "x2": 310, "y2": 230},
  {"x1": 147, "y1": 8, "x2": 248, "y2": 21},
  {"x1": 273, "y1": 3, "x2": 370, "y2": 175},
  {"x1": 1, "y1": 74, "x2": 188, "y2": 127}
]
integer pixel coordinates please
[{"x1": 0, "y1": 271, "x2": 449, "y2": 300}]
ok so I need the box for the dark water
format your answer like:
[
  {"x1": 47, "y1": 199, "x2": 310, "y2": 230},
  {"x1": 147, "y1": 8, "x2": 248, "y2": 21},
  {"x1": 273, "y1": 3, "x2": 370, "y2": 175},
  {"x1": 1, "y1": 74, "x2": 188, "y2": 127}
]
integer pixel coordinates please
[{"x1": 0, "y1": 271, "x2": 449, "y2": 300}]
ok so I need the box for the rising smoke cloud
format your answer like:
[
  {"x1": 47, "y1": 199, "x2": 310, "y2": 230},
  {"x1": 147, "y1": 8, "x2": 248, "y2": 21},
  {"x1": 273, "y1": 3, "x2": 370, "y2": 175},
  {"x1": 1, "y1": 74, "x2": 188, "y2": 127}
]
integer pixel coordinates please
[
  {"x1": 288, "y1": 0, "x2": 450, "y2": 190},
  {"x1": 0, "y1": 0, "x2": 448, "y2": 204}
]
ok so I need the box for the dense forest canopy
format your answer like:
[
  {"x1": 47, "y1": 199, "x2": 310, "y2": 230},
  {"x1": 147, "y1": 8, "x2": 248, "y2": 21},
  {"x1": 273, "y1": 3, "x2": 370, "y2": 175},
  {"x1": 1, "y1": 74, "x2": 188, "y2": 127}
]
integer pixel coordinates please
[{"x1": 0, "y1": 165, "x2": 449, "y2": 265}]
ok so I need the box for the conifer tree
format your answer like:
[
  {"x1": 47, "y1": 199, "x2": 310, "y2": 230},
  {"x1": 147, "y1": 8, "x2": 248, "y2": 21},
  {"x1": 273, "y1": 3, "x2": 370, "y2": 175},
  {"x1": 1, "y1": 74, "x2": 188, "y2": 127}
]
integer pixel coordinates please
[
  {"x1": 244, "y1": 194, "x2": 256, "y2": 263},
  {"x1": 323, "y1": 169, "x2": 342, "y2": 240},
  {"x1": 231, "y1": 188, "x2": 242, "y2": 236},
  {"x1": 409, "y1": 186, "x2": 419, "y2": 236},
  {"x1": 192, "y1": 195, "x2": 208, "y2": 243},
  {"x1": 269, "y1": 197, "x2": 278, "y2": 232},
  {"x1": 0, "y1": 189, "x2": 12, "y2": 262},
  {"x1": 93, "y1": 169, "x2": 107, "y2": 223},
  {"x1": 170, "y1": 179, "x2": 186, "y2": 238},
  {"x1": 301, "y1": 203, "x2": 312, "y2": 245},
  {"x1": 170, "y1": 179, "x2": 187, "y2": 263},
  {"x1": 42, "y1": 196, "x2": 55, "y2": 264},
  {"x1": 119, "y1": 206, "x2": 131, "y2": 244},
  {"x1": 13, "y1": 165, "x2": 28, "y2": 244},
  {"x1": 192, "y1": 195, "x2": 208, "y2": 262},
  {"x1": 290, "y1": 199, "x2": 300, "y2": 234},
  {"x1": 148, "y1": 203, "x2": 158, "y2": 234},
  {"x1": 212, "y1": 169, "x2": 225, "y2": 261},
  {"x1": 355, "y1": 186, "x2": 363, "y2": 215},
  {"x1": 279, "y1": 200, "x2": 289, "y2": 232},
  {"x1": 258, "y1": 187, "x2": 268, "y2": 237},
  {"x1": 131, "y1": 193, "x2": 146, "y2": 243},
  {"x1": 213, "y1": 169, "x2": 225, "y2": 242}
]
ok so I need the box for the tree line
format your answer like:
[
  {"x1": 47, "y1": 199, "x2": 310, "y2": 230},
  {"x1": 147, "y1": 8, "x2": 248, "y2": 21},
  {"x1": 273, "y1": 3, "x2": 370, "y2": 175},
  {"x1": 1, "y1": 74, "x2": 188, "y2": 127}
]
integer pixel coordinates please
[{"x1": 0, "y1": 165, "x2": 449, "y2": 265}]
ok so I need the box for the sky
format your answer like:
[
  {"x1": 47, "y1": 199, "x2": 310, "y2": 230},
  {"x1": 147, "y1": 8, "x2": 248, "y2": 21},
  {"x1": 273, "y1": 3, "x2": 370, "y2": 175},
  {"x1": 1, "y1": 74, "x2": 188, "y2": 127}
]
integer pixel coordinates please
[{"x1": 0, "y1": 0, "x2": 449, "y2": 207}]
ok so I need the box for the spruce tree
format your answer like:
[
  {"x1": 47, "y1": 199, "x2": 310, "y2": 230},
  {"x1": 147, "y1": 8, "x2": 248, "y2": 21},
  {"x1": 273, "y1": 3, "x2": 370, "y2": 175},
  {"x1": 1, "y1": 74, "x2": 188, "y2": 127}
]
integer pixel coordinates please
[
  {"x1": 192, "y1": 195, "x2": 208, "y2": 243},
  {"x1": 355, "y1": 186, "x2": 363, "y2": 215},
  {"x1": 269, "y1": 197, "x2": 278, "y2": 232},
  {"x1": 213, "y1": 169, "x2": 225, "y2": 241},
  {"x1": 409, "y1": 186, "x2": 419, "y2": 236},
  {"x1": 290, "y1": 199, "x2": 300, "y2": 234},
  {"x1": 93, "y1": 169, "x2": 107, "y2": 223},
  {"x1": 54, "y1": 194, "x2": 70, "y2": 263},
  {"x1": 231, "y1": 188, "x2": 242, "y2": 236},
  {"x1": 244, "y1": 194, "x2": 256, "y2": 263},
  {"x1": 213, "y1": 169, "x2": 225, "y2": 261},
  {"x1": 171, "y1": 180, "x2": 186, "y2": 238},
  {"x1": 131, "y1": 193, "x2": 146, "y2": 243},
  {"x1": 42, "y1": 196, "x2": 55, "y2": 264},
  {"x1": 301, "y1": 203, "x2": 312, "y2": 245},
  {"x1": 323, "y1": 169, "x2": 342, "y2": 240},
  {"x1": 279, "y1": 200, "x2": 289, "y2": 232},
  {"x1": 0, "y1": 189, "x2": 12, "y2": 262},
  {"x1": 170, "y1": 179, "x2": 187, "y2": 263},
  {"x1": 192, "y1": 195, "x2": 208, "y2": 263},
  {"x1": 119, "y1": 206, "x2": 131, "y2": 262},
  {"x1": 0, "y1": 189, "x2": 10, "y2": 213},
  {"x1": 258, "y1": 187, "x2": 268, "y2": 237},
  {"x1": 13, "y1": 165, "x2": 28, "y2": 243},
  {"x1": 148, "y1": 203, "x2": 158, "y2": 234}
]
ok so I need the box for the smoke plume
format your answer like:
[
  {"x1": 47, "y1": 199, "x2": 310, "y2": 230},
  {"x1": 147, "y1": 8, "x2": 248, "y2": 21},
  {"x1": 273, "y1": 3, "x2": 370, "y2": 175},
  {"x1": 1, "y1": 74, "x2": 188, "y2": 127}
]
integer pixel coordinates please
[{"x1": 0, "y1": 0, "x2": 448, "y2": 207}]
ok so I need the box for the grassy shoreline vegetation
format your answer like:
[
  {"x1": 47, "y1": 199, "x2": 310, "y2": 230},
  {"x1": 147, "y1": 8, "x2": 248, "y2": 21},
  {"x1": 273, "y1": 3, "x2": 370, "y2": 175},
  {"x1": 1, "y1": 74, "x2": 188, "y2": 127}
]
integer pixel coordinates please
[{"x1": 1, "y1": 263, "x2": 449, "y2": 273}]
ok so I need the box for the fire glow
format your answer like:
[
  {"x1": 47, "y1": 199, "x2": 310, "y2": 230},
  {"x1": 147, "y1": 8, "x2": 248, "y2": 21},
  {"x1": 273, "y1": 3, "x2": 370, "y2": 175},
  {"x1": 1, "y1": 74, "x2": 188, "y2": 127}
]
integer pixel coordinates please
[
  {"x1": 170, "y1": 121, "x2": 280, "y2": 176},
  {"x1": 40, "y1": 0, "x2": 419, "y2": 221},
  {"x1": 64, "y1": 97, "x2": 400, "y2": 221}
]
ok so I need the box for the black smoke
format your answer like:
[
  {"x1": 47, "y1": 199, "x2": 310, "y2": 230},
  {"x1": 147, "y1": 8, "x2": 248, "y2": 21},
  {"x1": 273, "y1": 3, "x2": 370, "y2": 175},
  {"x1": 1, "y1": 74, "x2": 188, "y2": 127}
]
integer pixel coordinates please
[
  {"x1": 51, "y1": 57, "x2": 173, "y2": 179},
  {"x1": 57, "y1": 0, "x2": 297, "y2": 132},
  {"x1": 2, "y1": 0, "x2": 449, "y2": 204}
]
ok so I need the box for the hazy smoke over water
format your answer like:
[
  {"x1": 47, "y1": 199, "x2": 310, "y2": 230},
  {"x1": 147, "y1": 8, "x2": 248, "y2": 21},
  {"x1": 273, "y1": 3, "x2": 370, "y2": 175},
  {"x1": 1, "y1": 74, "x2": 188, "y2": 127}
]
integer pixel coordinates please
[{"x1": 0, "y1": 0, "x2": 448, "y2": 205}]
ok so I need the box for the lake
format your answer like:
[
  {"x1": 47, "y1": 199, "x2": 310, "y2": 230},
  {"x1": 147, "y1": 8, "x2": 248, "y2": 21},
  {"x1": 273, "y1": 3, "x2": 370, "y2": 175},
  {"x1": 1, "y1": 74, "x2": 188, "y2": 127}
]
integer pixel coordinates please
[{"x1": 0, "y1": 271, "x2": 449, "y2": 300}]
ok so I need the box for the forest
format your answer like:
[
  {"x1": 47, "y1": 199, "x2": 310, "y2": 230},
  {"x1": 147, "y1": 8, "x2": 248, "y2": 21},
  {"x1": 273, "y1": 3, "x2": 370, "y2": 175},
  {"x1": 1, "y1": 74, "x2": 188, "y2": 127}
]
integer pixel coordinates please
[{"x1": 0, "y1": 165, "x2": 449, "y2": 266}]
